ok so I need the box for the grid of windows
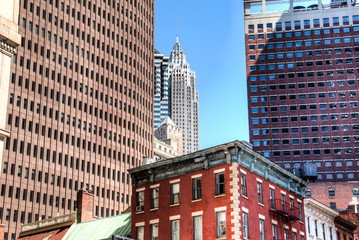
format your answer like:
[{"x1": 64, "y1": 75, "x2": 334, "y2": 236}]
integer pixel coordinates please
[
  {"x1": 1, "y1": 0, "x2": 155, "y2": 237},
  {"x1": 246, "y1": 11, "x2": 359, "y2": 181}
]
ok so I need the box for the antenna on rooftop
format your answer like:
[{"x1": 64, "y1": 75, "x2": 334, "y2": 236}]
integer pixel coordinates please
[{"x1": 176, "y1": 17, "x2": 179, "y2": 43}]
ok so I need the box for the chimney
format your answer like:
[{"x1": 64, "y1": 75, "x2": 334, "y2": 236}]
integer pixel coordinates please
[
  {"x1": 0, "y1": 224, "x2": 5, "y2": 240},
  {"x1": 77, "y1": 188, "x2": 94, "y2": 223}
]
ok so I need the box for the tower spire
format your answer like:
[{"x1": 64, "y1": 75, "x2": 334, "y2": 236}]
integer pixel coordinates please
[{"x1": 176, "y1": 17, "x2": 179, "y2": 43}]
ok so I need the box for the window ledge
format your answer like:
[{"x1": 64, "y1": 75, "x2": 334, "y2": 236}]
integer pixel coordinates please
[
  {"x1": 170, "y1": 203, "x2": 180, "y2": 207},
  {"x1": 192, "y1": 199, "x2": 202, "y2": 203},
  {"x1": 242, "y1": 195, "x2": 248, "y2": 199},
  {"x1": 258, "y1": 203, "x2": 265, "y2": 207},
  {"x1": 135, "y1": 211, "x2": 144, "y2": 214},
  {"x1": 150, "y1": 208, "x2": 158, "y2": 211},
  {"x1": 215, "y1": 194, "x2": 225, "y2": 198}
]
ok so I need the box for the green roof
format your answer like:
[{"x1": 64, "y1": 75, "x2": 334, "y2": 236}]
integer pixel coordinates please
[{"x1": 65, "y1": 213, "x2": 131, "y2": 240}]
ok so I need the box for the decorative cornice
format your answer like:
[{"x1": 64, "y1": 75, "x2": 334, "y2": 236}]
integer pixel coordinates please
[{"x1": 129, "y1": 140, "x2": 307, "y2": 196}]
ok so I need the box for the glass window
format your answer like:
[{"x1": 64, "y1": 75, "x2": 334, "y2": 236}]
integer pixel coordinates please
[
  {"x1": 137, "y1": 226, "x2": 144, "y2": 240},
  {"x1": 192, "y1": 177, "x2": 202, "y2": 200},
  {"x1": 243, "y1": 212, "x2": 248, "y2": 239},
  {"x1": 215, "y1": 172, "x2": 225, "y2": 195},
  {"x1": 216, "y1": 211, "x2": 226, "y2": 238},
  {"x1": 136, "y1": 191, "x2": 144, "y2": 212},
  {"x1": 241, "y1": 173, "x2": 247, "y2": 197},
  {"x1": 257, "y1": 182, "x2": 263, "y2": 204},
  {"x1": 151, "y1": 188, "x2": 159, "y2": 209},
  {"x1": 193, "y1": 216, "x2": 202, "y2": 240},
  {"x1": 171, "y1": 220, "x2": 180, "y2": 240},
  {"x1": 273, "y1": 224, "x2": 277, "y2": 240},
  {"x1": 151, "y1": 223, "x2": 159, "y2": 240},
  {"x1": 171, "y1": 183, "x2": 180, "y2": 204},
  {"x1": 260, "y1": 219, "x2": 265, "y2": 240},
  {"x1": 270, "y1": 188, "x2": 275, "y2": 209}
]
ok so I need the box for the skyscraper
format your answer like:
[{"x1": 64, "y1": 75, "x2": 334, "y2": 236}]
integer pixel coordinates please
[
  {"x1": 245, "y1": 0, "x2": 359, "y2": 182},
  {"x1": 154, "y1": 37, "x2": 199, "y2": 154},
  {"x1": 1, "y1": 0, "x2": 154, "y2": 238}
]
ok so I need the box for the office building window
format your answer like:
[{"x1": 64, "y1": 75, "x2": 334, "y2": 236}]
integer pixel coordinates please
[
  {"x1": 151, "y1": 223, "x2": 158, "y2": 240},
  {"x1": 192, "y1": 177, "x2": 202, "y2": 200},
  {"x1": 193, "y1": 215, "x2": 202, "y2": 240},
  {"x1": 260, "y1": 219, "x2": 265, "y2": 240},
  {"x1": 136, "y1": 226, "x2": 144, "y2": 240},
  {"x1": 215, "y1": 172, "x2": 225, "y2": 195},
  {"x1": 136, "y1": 191, "x2": 144, "y2": 212},
  {"x1": 216, "y1": 211, "x2": 226, "y2": 238},
  {"x1": 243, "y1": 212, "x2": 248, "y2": 239},
  {"x1": 171, "y1": 220, "x2": 180, "y2": 240},
  {"x1": 241, "y1": 173, "x2": 247, "y2": 197},
  {"x1": 272, "y1": 224, "x2": 277, "y2": 240},
  {"x1": 257, "y1": 182, "x2": 263, "y2": 204},
  {"x1": 171, "y1": 183, "x2": 179, "y2": 205},
  {"x1": 151, "y1": 188, "x2": 159, "y2": 209}
]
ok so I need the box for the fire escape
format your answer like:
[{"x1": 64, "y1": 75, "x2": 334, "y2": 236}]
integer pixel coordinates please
[{"x1": 269, "y1": 199, "x2": 301, "y2": 240}]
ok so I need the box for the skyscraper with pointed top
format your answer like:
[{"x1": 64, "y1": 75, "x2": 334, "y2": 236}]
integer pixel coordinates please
[{"x1": 154, "y1": 36, "x2": 199, "y2": 154}]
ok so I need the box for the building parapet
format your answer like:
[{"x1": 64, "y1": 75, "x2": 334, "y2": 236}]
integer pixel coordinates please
[{"x1": 129, "y1": 140, "x2": 307, "y2": 196}]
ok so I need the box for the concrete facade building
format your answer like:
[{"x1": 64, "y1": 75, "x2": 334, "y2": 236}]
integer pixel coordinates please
[
  {"x1": 153, "y1": 37, "x2": 199, "y2": 154},
  {"x1": 0, "y1": 0, "x2": 21, "y2": 174},
  {"x1": 129, "y1": 141, "x2": 307, "y2": 240},
  {"x1": 245, "y1": 0, "x2": 359, "y2": 181},
  {"x1": 0, "y1": 0, "x2": 154, "y2": 238}
]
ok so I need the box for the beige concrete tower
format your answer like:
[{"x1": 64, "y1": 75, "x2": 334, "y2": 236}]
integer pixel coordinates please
[
  {"x1": 0, "y1": 0, "x2": 20, "y2": 174},
  {"x1": 168, "y1": 37, "x2": 199, "y2": 154}
]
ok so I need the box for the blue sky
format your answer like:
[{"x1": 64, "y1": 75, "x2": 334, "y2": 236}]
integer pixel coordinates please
[{"x1": 155, "y1": 0, "x2": 249, "y2": 149}]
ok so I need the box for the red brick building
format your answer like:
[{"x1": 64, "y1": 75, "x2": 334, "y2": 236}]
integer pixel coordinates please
[
  {"x1": 0, "y1": 0, "x2": 154, "y2": 238},
  {"x1": 245, "y1": 0, "x2": 359, "y2": 182},
  {"x1": 306, "y1": 182, "x2": 359, "y2": 210},
  {"x1": 129, "y1": 141, "x2": 307, "y2": 240}
]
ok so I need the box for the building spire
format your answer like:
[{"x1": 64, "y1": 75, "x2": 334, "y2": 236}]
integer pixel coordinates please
[{"x1": 176, "y1": 17, "x2": 179, "y2": 43}]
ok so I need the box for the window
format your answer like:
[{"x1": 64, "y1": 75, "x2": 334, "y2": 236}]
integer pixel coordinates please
[
  {"x1": 330, "y1": 202, "x2": 336, "y2": 210},
  {"x1": 281, "y1": 194, "x2": 286, "y2": 212},
  {"x1": 171, "y1": 183, "x2": 180, "y2": 204},
  {"x1": 136, "y1": 191, "x2": 144, "y2": 212},
  {"x1": 243, "y1": 212, "x2": 248, "y2": 239},
  {"x1": 241, "y1": 173, "x2": 247, "y2": 197},
  {"x1": 216, "y1": 211, "x2": 226, "y2": 238},
  {"x1": 171, "y1": 220, "x2": 180, "y2": 240},
  {"x1": 151, "y1": 187, "x2": 159, "y2": 209},
  {"x1": 270, "y1": 188, "x2": 275, "y2": 209},
  {"x1": 136, "y1": 226, "x2": 144, "y2": 240},
  {"x1": 315, "y1": 220, "x2": 318, "y2": 237},
  {"x1": 151, "y1": 223, "x2": 158, "y2": 240},
  {"x1": 260, "y1": 219, "x2": 265, "y2": 240},
  {"x1": 257, "y1": 182, "x2": 263, "y2": 204},
  {"x1": 193, "y1": 215, "x2": 202, "y2": 240},
  {"x1": 273, "y1": 224, "x2": 278, "y2": 240},
  {"x1": 215, "y1": 172, "x2": 225, "y2": 195},
  {"x1": 192, "y1": 177, "x2": 202, "y2": 200},
  {"x1": 328, "y1": 188, "x2": 335, "y2": 196},
  {"x1": 298, "y1": 202, "x2": 303, "y2": 221}
]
